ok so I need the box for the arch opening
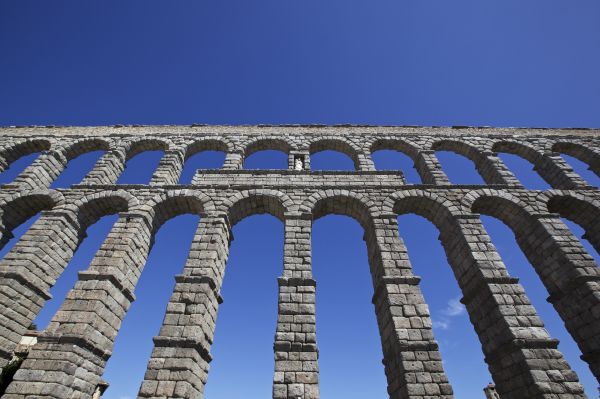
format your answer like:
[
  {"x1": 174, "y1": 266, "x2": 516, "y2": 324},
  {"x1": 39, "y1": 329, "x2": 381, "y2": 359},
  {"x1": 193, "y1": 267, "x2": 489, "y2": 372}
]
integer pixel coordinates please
[
  {"x1": 497, "y1": 152, "x2": 550, "y2": 189},
  {"x1": 312, "y1": 214, "x2": 387, "y2": 398},
  {"x1": 479, "y1": 215, "x2": 596, "y2": 396},
  {"x1": 397, "y1": 213, "x2": 491, "y2": 398},
  {"x1": 204, "y1": 214, "x2": 283, "y2": 399},
  {"x1": 117, "y1": 150, "x2": 165, "y2": 184},
  {"x1": 552, "y1": 142, "x2": 600, "y2": 187},
  {"x1": 372, "y1": 149, "x2": 421, "y2": 183},
  {"x1": 180, "y1": 151, "x2": 225, "y2": 183},
  {"x1": 310, "y1": 150, "x2": 355, "y2": 171},
  {"x1": 102, "y1": 213, "x2": 201, "y2": 398},
  {"x1": 50, "y1": 150, "x2": 105, "y2": 188},
  {"x1": 309, "y1": 139, "x2": 359, "y2": 171},
  {"x1": 0, "y1": 140, "x2": 50, "y2": 184},
  {"x1": 546, "y1": 195, "x2": 600, "y2": 259},
  {"x1": 435, "y1": 150, "x2": 485, "y2": 184},
  {"x1": 0, "y1": 153, "x2": 41, "y2": 185},
  {"x1": 559, "y1": 153, "x2": 600, "y2": 188},
  {"x1": 0, "y1": 193, "x2": 59, "y2": 252},
  {"x1": 243, "y1": 149, "x2": 288, "y2": 170}
]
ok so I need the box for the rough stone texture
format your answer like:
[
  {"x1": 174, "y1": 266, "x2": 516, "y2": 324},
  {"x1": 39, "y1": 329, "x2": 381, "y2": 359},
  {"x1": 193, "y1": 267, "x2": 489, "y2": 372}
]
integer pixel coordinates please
[{"x1": 0, "y1": 124, "x2": 598, "y2": 398}]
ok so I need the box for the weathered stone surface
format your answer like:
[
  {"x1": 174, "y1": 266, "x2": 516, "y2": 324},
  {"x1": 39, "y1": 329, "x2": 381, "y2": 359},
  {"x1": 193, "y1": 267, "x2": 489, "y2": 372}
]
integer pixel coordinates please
[{"x1": 0, "y1": 124, "x2": 598, "y2": 398}]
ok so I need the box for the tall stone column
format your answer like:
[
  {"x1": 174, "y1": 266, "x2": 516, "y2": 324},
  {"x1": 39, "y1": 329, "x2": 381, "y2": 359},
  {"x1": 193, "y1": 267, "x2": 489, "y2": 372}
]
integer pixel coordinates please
[
  {"x1": 482, "y1": 151, "x2": 523, "y2": 186},
  {"x1": 80, "y1": 149, "x2": 126, "y2": 185},
  {"x1": 520, "y1": 214, "x2": 600, "y2": 380},
  {"x1": 357, "y1": 152, "x2": 376, "y2": 171},
  {"x1": 137, "y1": 214, "x2": 231, "y2": 398},
  {"x1": 3, "y1": 212, "x2": 153, "y2": 399},
  {"x1": 535, "y1": 153, "x2": 590, "y2": 189},
  {"x1": 223, "y1": 151, "x2": 244, "y2": 170},
  {"x1": 273, "y1": 215, "x2": 319, "y2": 399},
  {"x1": 444, "y1": 215, "x2": 585, "y2": 399},
  {"x1": 369, "y1": 216, "x2": 453, "y2": 399},
  {"x1": 415, "y1": 151, "x2": 451, "y2": 185},
  {"x1": 4, "y1": 150, "x2": 66, "y2": 190},
  {"x1": 149, "y1": 150, "x2": 184, "y2": 185},
  {"x1": 0, "y1": 209, "x2": 81, "y2": 369}
]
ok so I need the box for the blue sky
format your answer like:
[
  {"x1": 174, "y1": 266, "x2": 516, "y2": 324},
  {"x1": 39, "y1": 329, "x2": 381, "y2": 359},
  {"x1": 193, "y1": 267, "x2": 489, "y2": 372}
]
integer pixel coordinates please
[{"x1": 1, "y1": 1, "x2": 600, "y2": 399}]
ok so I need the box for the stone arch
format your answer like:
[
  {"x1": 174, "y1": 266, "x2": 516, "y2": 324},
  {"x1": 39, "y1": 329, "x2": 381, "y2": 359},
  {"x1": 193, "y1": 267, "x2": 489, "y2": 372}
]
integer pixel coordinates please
[
  {"x1": 139, "y1": 190, "x2": 216, "y2": 234},
  {"x1": 552, "y1": 141, "x2": 600, "y2": 178},
  {"x1": 470, "y1": 190, "x2": 600, "y2": 382},
  {"x1": 59, "y1": 138, "x2": 111, "y2": 162},
  {"x1": 431, "y1": 139, "x2": 500, "y2": 184},
  {"x1": 308, "y1": 137, "x2": 361, "y2": 170},
  {"x1": 243, "y1": 137, "x2": 293, "y2": 158},
  {"x1": 123, "y1": 138, "x2": 171, "y2": 160},
  {"x1": 301, "y1": 190, "x2": 379, "y2": 230},
  {"x1": 369, "y1": 138, "x2": 424, "y2": 180},
  {"x1": 221, "y1": 189, "x2": 293, "y2": 227},
  {"x1": 370, "y1": 138, "x2": 420, "y2": 159},
  {"x1": 0, "y1": 190, "x2": 65, "y2": 248},
  {"x1": 383, "y1": 189, "x2": 462, "y2": 225},
  {"x1": 543, "y1": 192, "x2": 600, "y2": 254},
  {"x1": 301, "y1": 190, "x2": 383, "y2": 287},
  {"x1": 0, "y1": 138, "x2": 51, "y2": 169},
  {"x1": 492, "y1": 140, "x2": 543, "y2": 164},
  {"x1": 64, "y1": 190, "x2": 139, "y2": 231},
  {"x1": 461, "y1": 188, "x2": 538, "y2": 216},
  {"x1": 183, "y1": 138, "x2": 231, "y2": 160},
  {"x1": 491, "y1": 139, "x2": 573, "y2": 188},
  {"x1": 0, "y1": 190, "x2": 64, "y2": 230}
]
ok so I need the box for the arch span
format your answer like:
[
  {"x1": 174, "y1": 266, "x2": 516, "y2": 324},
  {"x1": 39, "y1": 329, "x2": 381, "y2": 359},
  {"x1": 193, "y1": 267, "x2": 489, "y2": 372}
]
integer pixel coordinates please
[
  {"x1": 124, "y1": 138, "x2": 171, "y2": 160},
  {"x1": 60, "y1": 138, "x2": 111, "y2": 162},
  {"x1": 140, "y1": 190, "x2": 215, "y2": 233},
  {"x1": 544, "y1": 192, "x2": 600, "y2": 253},
  {"x1": 308, "y1": 138, "x2": 361, "y2": 170},
  {"x1": 432, "y1": 139, "x2": 500, "y2": 184},
  {"x1": 184, "y1": 138, "x2": 231, "y2": 160},
  {"x1": 0, "y1": 190, "x2": 64, "y2": 238},
  {"x1": 0, "y1": 139, "x2": 51, "y2": 167},
  {"x1": 552, "y1": 141, "x2": 600, "y2": 174},
  {"x1": 243, "y1": 138, "x2": 293, "y2": 158},
  {"x1": 222, "y1": 189, "x2": 292, "y2": 227}
]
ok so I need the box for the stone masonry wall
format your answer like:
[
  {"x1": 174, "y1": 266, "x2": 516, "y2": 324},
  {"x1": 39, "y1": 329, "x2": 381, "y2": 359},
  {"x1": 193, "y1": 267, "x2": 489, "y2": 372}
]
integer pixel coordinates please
[{"x1": 0, "y1": 125, "x2": 598, "y2": 398}]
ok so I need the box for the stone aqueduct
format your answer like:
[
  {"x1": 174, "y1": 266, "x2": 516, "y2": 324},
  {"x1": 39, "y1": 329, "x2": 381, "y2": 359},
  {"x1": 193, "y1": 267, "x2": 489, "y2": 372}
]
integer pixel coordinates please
[{"x1": 0, "y1": 124, "x2": 598, "y2": 399}]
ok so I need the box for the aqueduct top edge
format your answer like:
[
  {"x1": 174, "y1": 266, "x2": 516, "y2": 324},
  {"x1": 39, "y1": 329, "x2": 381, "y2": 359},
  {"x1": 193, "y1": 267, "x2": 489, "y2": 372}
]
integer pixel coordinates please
[{"x1": 0, "y1": 124, "x2": 599, "y2": 138}]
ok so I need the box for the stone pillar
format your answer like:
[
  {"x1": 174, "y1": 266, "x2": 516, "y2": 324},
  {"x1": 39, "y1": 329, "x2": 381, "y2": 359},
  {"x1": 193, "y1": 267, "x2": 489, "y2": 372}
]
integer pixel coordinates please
[
  {"x1": 3, "y1": 212, "x2": 153, "y2": 399},
  {"x1": 483, "y1": 151, "x2": 523, "y2": 186},
  {"x1": 415, "y1": 151, "x2": 451, "y2": 185},
  {"x1": 369, "y1": 216, "x2": 453, "y2": 399},
  {"x1": 535, "y1": 153, "x2": 590, "y2": 189},
  {"x1": 137, "y1": 214, "x2": 231, "y2": 398},
  {"x1": 223, "y1": 151, "x2": 243, "y2": 170},
  {"x1": 444, "y1": 215, "x2": 585, "y2": 399},
  {"x1": 0, "y1": 209, "x2": 81, "y2": 369},
  {"x1": 274, "y1": 215, "x2": 319, "y2": 399},
  {"x1": 80, "y1": 149, "x2": 126, "y2": 185},
  {"x1": 520, "y1": 214, "x2": 600, "y2": 380},
  {"x1": 149, "y1": 150, "x2": 184, "y2": 185},
  {"x1": 4, "y1": 150, "x2": 66, "y2": 190},
  {"x1": 357, "y1": 152, "x2": 376, "y2": 171}
]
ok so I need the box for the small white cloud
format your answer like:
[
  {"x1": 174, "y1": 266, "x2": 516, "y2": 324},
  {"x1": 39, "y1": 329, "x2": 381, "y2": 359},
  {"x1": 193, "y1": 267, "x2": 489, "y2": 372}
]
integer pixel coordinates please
[
  {"x1": 442, "y1": 297, "x2": 465, "y2": 317},
  {"x1": 432, "y1": 297, "x2": 466, "y2": 331},
  {"x1": 433, "y1": 319, "x2": 450, "y2": 330},
  {"x1": 119, "y1": 396, "x2": 131, "y2": 399}
]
